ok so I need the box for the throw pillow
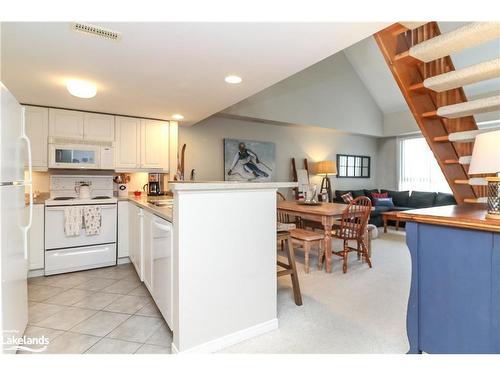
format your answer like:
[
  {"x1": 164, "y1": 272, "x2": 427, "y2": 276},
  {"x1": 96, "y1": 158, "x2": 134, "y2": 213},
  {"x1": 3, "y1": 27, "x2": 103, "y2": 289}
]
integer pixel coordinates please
[
  {"x1": 372, "y1": 192, "x2": 388, "y2": 199},
  {"x1": 341, "y1": 192, "x2": 354, "y2": 203},
  {"x1": 374, "y1": 197, "x2": 394, "y2": 207},
  {"x1": 335, "y1": 190, "x2": 351, "y2": 202}
]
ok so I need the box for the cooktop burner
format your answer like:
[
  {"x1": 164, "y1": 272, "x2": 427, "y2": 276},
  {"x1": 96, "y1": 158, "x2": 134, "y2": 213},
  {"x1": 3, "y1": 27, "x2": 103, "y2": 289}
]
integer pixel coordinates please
[
  {"x1": 92, "y1": 196, "x2": 112, "y2": 200},
  {"x1": 53, "y1": 197, "x2": 75, "y2": 201}
]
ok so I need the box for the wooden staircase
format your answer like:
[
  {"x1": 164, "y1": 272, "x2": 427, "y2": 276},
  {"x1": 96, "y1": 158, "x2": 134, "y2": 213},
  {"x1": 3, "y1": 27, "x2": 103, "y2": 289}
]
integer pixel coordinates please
[{"x1": 374, "y1": 22, "x2": 500, "y2": 204}]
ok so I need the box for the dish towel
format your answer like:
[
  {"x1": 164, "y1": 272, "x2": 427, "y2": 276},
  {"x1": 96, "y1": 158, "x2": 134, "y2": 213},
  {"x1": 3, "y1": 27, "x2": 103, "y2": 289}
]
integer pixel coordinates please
[
  {"x1": 83, "y1": 206, "x2": 102, "y2": 235},
  {"x1": 64, "y1": 207, "x2": 83, "y2": 236}
]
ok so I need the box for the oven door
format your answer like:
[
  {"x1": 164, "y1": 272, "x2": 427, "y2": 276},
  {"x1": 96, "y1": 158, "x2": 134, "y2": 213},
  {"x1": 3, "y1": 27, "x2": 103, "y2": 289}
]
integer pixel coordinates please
[
  {"x1": 49, "y1": 143, "x2": 100, "y2": 169},
  {"x1": 45, "y1": 204, "x2": 117, "y2": 249}
]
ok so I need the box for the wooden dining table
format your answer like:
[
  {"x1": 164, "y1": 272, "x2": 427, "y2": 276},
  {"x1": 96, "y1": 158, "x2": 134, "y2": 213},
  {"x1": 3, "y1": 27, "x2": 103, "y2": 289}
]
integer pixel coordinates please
[{"x1": 277, "y1": 200, "x2": 348, "y2": 273}]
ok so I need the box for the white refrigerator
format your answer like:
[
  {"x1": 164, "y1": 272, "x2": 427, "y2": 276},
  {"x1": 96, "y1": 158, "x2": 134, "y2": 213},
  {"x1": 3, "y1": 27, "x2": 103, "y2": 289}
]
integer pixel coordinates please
[{"x1": 0, "y1": 82, "x2": 32, "y2": 353}]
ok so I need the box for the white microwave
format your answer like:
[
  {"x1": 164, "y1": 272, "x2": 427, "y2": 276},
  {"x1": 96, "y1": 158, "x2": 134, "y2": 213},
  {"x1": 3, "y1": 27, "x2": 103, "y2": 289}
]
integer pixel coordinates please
[{"x1": 49, "y1": 142, "x2": 114, "y2": 170}]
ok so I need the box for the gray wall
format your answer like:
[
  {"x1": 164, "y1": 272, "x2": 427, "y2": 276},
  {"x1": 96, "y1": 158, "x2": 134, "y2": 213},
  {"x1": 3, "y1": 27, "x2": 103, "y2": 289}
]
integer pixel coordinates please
[
  {"x1": 376, "y1": 137, "x2": 398, "y2": 191},
  {"x1": 221, "y1": 51, "x2": 384, "y2": 137},
  {"x1": 179, "y1": 116, "x2": 380, "y2": 196}
]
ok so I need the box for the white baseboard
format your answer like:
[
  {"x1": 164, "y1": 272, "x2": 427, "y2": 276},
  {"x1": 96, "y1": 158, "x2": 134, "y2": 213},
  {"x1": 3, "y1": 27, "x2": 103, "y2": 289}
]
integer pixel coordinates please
[
  {"x1": 171, "y1": 318, "x2": 278, "y2": 354},
  {"x1": 117, "y1": 257, "x2": 131, "y2": 265},
  {"x1": 28, "y1": 269, "x2": 44, "y2": 278}
]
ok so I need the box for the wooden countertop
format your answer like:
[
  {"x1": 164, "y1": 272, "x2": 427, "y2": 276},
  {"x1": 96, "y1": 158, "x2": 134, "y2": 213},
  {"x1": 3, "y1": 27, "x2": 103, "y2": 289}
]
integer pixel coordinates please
[
  {"x1": 397, "y1": 204, "x2": 500, "y2": 233},
  {"x1": 277, "y1": 200, "x2": 347, "y2": 216}
]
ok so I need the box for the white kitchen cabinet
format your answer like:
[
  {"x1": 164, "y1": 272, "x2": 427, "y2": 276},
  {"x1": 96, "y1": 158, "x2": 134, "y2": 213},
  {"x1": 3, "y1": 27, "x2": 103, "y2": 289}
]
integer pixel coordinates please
[
  {"x1": 24, "y1": 106, "x2": 49, "y2": 170},
  {"x1": 129, "y1": 203, "x2": 143, "y2": 280},
  {"x1": 27, "y1": 205, "x2": 44, "y2": 270},
  {"x1": 117, "y1": 201, "x2": 130, "y2": 259},
  {"x1": 83, "y1": 113, "x2": 115, "y2": 142},
  {"x1": 142, "y1": 211, "x2": 153, "y2": 292},
  {"x1": 48, "y1": 108, "x2": 84, "y2": 140},
  {"x1": 140, "y1": 119, "x2": 169, "y2": 171},
  {"x1": 115, "y1": 116, "x2": 141, "y2": 170}
]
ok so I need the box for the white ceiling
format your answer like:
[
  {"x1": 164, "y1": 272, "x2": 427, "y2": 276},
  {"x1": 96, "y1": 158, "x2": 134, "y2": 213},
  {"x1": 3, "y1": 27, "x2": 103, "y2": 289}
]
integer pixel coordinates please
[
  {"x1": 344, "y1": 22, "x2": 500, "y2": 114},
  {"x1": 0, "y1": 22, "x2": 387, "y2": 125}
]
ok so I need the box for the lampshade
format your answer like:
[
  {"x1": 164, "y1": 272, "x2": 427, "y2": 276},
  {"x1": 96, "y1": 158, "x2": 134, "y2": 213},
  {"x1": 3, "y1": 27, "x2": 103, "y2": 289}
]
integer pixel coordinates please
[
  {"x1": 469, "y1": 130, "x2": 500, "y2": 174},
  {"x1": 315, "y1": 160, "x2": 337, "y2": 175}
]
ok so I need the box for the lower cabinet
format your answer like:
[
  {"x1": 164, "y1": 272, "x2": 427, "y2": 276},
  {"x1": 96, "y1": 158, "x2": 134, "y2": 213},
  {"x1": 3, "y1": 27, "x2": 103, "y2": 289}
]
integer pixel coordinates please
[
  {"x1": 142, "y1": 211, "x2": 153, "y2": 292},
  {"x1": 28, "y1": 204, "x2": 44, "y2": 271},
  {"x1": 125, "y1": 202, "x2": 173, "y2": 329},
  {"x1": 129, "y1": 203, "x2": 143, "y2": 281}
]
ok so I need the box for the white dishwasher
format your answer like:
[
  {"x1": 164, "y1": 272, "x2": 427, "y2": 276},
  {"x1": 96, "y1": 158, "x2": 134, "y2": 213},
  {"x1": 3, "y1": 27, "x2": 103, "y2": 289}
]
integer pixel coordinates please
[{"x1": 152, "y1": 217, "x2": 173, "y2": 329}]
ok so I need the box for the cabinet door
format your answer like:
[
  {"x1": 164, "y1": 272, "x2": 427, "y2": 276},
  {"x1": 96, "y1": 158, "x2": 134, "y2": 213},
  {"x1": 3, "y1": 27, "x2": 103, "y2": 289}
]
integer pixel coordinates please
[
  {"x1": 48, "y1": 108, "x2": 84, "y2": 139},
  {"x1": 24, "y1": 106, "x2": 48, "y2": 170},
  {"x1": 129, "y1": 204, "x2": 143, "y2": 280},
  {"x1": 140, "y1": 120, "x2": 169, "y2": 170},
  {"x1": 142, "y1": 211, "x2": 153, "y2": 293},
  {"x1": 115, "y1": 116, "x2": 141, "y2": 170},
  {"x1": 28, "y1": 205, "x2": 44, "y2": 270},
  {"x1": 84, "y1": 113, "x2": 115, "y2": 142},
  {"x1": 117, "y1": 201, "x2": 129, "y2": 259}
]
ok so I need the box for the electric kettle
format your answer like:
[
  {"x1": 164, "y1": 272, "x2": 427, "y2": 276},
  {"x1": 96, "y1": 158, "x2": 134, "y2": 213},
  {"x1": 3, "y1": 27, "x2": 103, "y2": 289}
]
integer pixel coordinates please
[{"x1": 75, "y1": 183, "x2": 92, "y2": 199}]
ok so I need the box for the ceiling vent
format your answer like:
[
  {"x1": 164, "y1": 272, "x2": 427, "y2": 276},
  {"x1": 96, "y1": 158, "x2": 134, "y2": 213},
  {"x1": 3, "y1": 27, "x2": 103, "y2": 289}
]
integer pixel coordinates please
[{"x1": 72, "y1": 23, "x2": 121, "y2": 41}]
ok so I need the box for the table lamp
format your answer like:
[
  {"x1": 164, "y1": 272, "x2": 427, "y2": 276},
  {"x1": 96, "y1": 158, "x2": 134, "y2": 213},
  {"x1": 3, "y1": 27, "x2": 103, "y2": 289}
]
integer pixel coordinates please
[
  {"x1": 315, "y1": 160, "x2": 337, "y2": 202},
  {"x1": 468, "y1": 130, "x2": 500, "y2": 220}
]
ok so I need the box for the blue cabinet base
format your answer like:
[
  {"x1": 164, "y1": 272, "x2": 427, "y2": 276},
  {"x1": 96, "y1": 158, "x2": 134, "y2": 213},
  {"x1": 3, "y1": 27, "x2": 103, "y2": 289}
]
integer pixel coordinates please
[{"x1": 406, "y1": 222, "x2": 500, "y2": 354}]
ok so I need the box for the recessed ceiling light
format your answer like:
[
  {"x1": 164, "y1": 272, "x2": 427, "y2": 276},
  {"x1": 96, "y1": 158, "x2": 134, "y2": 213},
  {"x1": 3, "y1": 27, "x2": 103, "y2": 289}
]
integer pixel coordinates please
[
  {"x1": 225, "y1": 75, "x2": 242, "y2": 84},
  {"x1": 66, "y1": 79, "x2": 97, "y2": 98},
  {"x1": 171, "y1": 114, "x2": 184, "y2": 121}
]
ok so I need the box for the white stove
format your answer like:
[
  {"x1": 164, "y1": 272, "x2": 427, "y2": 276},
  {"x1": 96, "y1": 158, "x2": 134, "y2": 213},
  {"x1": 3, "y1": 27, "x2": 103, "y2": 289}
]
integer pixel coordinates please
[
  {"x1": 45, "y1": 196, "x2": 117, "y2": 206},
  {"x1": 44, "y1": 175, "x2": 117, "y2": 275}
]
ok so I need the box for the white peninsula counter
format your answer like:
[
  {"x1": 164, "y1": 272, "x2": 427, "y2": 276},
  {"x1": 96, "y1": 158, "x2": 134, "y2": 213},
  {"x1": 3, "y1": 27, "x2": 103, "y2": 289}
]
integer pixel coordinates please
[{"x1": 169, "y1": 181, "x2": 297, "y2": 353}]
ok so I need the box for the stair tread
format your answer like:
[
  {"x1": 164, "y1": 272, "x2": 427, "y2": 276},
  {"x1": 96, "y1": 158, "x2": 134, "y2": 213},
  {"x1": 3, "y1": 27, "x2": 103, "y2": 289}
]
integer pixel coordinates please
[
  {"x1": 424, "y1": 58, "x2": 500, "y2": 92},
  {"x1": 437, "y1": 95, "x2": 500, "y2": 118},
  {"x1": 409, "y1": 22, "x2": 500, "y2": 62}
]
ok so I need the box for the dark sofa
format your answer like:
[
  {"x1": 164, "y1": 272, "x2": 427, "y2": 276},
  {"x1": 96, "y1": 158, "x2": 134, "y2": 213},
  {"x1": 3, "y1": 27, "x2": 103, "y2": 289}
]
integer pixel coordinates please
[{"x1": 333, "y1": 188, "x2": 456, "y2": 227}]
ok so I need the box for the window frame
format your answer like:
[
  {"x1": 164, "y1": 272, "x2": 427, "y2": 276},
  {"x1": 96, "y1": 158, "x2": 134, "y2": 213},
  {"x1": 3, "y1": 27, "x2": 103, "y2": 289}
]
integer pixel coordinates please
[{"x1": 336, "y1": 154, "x2": 371, "y2": 179}]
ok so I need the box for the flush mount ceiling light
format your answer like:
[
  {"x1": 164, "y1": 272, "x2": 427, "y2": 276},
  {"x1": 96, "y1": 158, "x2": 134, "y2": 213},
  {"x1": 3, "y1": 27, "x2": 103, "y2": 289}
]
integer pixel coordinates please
[
  {"x1": 171, "y1": 114, "x2": 184, "y2": 121},
  {"x1": 224, "y1": 75, "x2": 242, "y2": 84},
  {"x1": 66, "y1": 79, "x2": 97, "y2": 98}
]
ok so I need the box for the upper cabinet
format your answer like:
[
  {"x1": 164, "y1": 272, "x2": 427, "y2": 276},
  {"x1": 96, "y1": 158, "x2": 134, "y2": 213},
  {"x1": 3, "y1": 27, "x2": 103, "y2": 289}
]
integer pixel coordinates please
[
  {"x1": 115, "y1": 116, "x2": 141, "y2": 170},
  {"x1": 49, "y1": 108, "x2": 84, "y2": 140},
  {"x1": 30, "y1": 106, "x2": 171, "y2": 172},
  {"x1": 83, "y1": 113, "x2": 115, "y2": 142},
  {"x1": 140, "y1": 119, "x2": 169, "y2": 170},
  {"x1": 49, "y1": 109, "x2": 115, "y2": 142},
  {"x1": 24, "y1": 106, "x2": 49, "y2": 171}
]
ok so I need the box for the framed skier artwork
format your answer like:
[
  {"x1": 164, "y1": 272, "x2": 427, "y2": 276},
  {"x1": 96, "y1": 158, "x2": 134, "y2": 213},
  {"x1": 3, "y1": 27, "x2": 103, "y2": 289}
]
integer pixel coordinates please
[{"x1": 224, "y1": 138, "x2": 276, "y2": 182}]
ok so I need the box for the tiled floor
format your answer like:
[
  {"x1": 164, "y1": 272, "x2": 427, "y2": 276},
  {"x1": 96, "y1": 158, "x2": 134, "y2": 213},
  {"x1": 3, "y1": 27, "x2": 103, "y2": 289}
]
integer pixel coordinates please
[{"x1": 24, "y1": 263, "x2": 172, "y2": 354}]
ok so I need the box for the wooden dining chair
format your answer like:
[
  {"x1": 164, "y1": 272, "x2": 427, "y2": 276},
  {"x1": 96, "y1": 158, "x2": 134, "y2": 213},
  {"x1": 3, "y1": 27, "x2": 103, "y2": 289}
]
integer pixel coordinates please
[
  {"x1": 277, "y1": 229, "x2": 303, "y2": 306},
  {"x1": 331, "y1": 196, "x2": 372, "y2": 273}
]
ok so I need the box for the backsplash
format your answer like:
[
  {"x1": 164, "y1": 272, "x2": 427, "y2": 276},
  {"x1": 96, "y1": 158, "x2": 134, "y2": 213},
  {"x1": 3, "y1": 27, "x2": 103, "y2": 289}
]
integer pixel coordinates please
[{"x1": 26, "y1": 171, "x2": 170, "y2": 195}]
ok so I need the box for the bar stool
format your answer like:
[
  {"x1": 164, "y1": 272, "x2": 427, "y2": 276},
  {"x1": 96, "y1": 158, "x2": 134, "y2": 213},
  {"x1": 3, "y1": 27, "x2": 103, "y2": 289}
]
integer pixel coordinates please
[{"x1": 277, "y1": 229, "x2": 303, "y2": 306}]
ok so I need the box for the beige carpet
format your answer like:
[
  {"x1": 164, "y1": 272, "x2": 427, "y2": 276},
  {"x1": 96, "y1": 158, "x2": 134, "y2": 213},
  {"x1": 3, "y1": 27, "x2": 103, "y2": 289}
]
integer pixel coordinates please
[{"x1": 222, "y1": 230, "x2": 411, "y2": 353}]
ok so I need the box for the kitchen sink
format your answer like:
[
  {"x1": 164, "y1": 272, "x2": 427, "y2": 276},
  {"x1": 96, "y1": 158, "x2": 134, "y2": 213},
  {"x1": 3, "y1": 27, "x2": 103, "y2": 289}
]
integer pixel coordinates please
[{"x1": 147, "y1": 200, "x2": 173, "y2": 207}]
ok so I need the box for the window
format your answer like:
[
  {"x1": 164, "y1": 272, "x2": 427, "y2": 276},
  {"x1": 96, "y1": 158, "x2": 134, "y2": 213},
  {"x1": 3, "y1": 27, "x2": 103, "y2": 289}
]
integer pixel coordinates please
[
  {"x1": 398, "y1": 136, "x2": 451, "y2": 193},
  {"x1": 337, "y1": 154, "x2": 370, "y2": 178}
]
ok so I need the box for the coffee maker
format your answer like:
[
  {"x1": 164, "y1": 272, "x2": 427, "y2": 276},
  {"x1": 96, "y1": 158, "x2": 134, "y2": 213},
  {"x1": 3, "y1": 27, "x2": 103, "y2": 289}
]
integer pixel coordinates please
[{"x1": 147, "y1": 173, "x2": 166, "y2": 196}]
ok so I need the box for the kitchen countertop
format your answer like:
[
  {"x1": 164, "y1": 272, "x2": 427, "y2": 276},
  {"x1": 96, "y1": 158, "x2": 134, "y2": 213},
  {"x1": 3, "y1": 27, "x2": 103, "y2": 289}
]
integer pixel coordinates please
[
  {"x1": 397, "y1": 204, "x2": 500, "y2": 233},
  {"x1": 118, "y1": 195, "x2": 173, "y2": 222},
  {"x1": 25, "y1": 192, "x2": 173, "y2": 222},
  {"x1": 170, "y1": 181, "x2": 298, "y2": 191}
]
